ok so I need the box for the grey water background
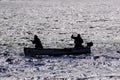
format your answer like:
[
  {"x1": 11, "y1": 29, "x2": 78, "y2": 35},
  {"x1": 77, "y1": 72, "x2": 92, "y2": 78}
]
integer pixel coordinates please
[{"x1": 0, "y1": 0, "x2": 120, "y2": 80}]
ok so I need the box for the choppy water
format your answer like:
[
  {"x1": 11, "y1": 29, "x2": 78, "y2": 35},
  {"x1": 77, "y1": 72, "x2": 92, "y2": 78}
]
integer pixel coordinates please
[{"x1": 0, "y1": 0, "x2": 120, "y2": 79}]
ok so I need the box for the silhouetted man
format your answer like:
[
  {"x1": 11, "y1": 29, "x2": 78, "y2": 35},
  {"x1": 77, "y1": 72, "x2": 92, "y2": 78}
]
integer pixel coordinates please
[
  {"x1": 71, "y1": 34, "x2": 84, "y2": 48},
  {"x1": 32, "y1": 35, "x2": 43, "y2": 49}
]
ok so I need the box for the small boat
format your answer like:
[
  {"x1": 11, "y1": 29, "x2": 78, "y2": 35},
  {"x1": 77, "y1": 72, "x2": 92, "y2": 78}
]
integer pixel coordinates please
[{"x1": 24, "y1": 47, "x2": 91, "y2": 57}]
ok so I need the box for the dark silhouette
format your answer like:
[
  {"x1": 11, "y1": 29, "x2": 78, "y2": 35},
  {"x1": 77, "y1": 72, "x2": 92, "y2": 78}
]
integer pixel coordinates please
[
  {"x1": 87, "y1": 42, "x2": 93, "y2": 47},
  {"x1": 32, "y1": 35, "x2": 43, "y2": 49},
  {"x1": 71, "y1": 34, "x2": 84, "y2": 48}
]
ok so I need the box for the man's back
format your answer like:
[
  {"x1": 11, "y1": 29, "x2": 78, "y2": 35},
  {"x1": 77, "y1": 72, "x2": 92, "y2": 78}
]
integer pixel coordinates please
[{"x1": 33, "y1": 35, "x2": 43, "y2": 49}]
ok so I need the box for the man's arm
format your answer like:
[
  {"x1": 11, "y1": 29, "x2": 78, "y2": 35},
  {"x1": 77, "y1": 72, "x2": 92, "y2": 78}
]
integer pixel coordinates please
[
  {"x1": 30, "y1": 40, "x2": 35, "y2": 44},
  {"x1": 71, "y1": 35, "x2": 75, "y2": 39}
]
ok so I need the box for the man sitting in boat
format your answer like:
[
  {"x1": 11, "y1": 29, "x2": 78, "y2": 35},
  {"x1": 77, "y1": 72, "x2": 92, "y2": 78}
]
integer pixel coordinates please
[
  {"x1": 31, "y1": 35, "x2": 43, "y2": 49},
  {"x1": 71, "y1": 33, "x2": 84, "y2": 48}
]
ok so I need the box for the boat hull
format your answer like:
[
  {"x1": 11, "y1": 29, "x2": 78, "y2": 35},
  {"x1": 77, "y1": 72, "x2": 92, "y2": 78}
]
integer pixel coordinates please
[{"x1": 24, "y1": 47, "x2": 91, "y2": 57}]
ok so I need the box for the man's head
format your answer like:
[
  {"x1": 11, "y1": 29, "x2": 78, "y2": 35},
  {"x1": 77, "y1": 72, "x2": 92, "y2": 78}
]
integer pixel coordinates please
[
  {"x1": 77, "y1": 34, "x2": 81, "y2": 37},
  {"x1": 34, "y1": 35, "x2": 38, "y2": 38}
]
